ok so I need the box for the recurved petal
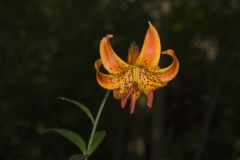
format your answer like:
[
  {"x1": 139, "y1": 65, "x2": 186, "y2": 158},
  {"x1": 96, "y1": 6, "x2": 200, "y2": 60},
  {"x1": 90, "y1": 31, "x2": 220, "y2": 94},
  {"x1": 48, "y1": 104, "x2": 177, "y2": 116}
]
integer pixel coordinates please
[
  {"x1": 135, "y1": 22, "x2": 161, "y2": 67},
  {"x1": 100, "y1": 34, "x2": 131, "y2": 74},
  {"x1": 95, "y1": 59, "x2": 121, "y2": 89},
  {"x1": 138, "y1": 67, "x2": 167, "y2": 93},
  {"x1": 155, "y1": 49, "x2": 179, "y2": 82}
]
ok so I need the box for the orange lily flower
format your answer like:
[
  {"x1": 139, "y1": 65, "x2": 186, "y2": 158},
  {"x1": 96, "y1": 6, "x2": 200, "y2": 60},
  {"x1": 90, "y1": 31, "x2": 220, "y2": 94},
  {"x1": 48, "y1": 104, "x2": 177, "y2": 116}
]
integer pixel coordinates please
[{"x1": 95, "y1": 22, "x2": 179, "y2": 114}]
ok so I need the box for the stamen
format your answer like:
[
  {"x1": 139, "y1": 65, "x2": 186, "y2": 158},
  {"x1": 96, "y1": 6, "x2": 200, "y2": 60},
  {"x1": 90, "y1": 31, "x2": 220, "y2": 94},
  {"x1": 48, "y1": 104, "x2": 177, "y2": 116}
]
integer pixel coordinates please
[
  {"x1": 130, "y1": 97, "x2": 136, "y2": 114},
  {"x1": 121, "y1": 88, "x2": 134, "y2": 108},
  {"x1": 132, "y1": 82, "x2": 140, "y2": 91},
  {"x1": 133, "y1": 82, "x2": 138, "y2": 87},
  {"x1": 121, "y1": 83, "x2": 140, "y2": 113},
  {"x1": 147, "y1": 90, "x2": 154, "y2": 108}
]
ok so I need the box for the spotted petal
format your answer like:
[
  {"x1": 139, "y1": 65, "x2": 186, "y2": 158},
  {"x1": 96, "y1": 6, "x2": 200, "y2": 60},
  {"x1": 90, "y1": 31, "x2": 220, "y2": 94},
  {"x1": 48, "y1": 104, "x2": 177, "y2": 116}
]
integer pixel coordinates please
[
  {"x1": 95, "y1": 59, "x2": 120, "y2": 89},
  {"x1": 153, "y1": 49, "x2": 179, "y2": 82},
  {"x1": 139, "y1": 49, "x2": 178, "y2": 94},
  {"x1": 135, "y1": 22, "x2": 161, "y2": 67},
  {"x1": 100, "y1": 35, "x2": 131, "y2": 74}
]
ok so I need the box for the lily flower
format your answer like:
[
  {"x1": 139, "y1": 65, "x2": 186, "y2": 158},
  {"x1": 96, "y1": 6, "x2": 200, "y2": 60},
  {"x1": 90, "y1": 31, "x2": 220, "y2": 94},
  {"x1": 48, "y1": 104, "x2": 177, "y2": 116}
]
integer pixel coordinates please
[{"x1": 95, "y1": 22, "x2": 179, "y2": 114}]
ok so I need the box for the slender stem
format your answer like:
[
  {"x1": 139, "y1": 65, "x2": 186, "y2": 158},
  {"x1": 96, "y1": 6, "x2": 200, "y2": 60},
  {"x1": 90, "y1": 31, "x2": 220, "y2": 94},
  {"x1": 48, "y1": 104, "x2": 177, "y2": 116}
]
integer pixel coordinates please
[{"x1": 86, "y1": 90, "x2": 110, "y2": 158}]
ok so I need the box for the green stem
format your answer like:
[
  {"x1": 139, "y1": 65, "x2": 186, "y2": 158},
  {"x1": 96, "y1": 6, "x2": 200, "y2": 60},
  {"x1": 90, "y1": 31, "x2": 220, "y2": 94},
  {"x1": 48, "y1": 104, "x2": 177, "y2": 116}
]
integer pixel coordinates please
[{"x1": 86, "y1": 90, "x2": 110, "y2": 159}]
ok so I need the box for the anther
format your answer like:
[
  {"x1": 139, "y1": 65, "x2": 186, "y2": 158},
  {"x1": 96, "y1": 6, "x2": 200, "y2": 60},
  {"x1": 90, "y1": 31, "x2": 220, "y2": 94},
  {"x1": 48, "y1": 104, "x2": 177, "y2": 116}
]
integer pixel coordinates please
[{"x1": 132, "y1": 82, "x2": 138, "y2": 87}]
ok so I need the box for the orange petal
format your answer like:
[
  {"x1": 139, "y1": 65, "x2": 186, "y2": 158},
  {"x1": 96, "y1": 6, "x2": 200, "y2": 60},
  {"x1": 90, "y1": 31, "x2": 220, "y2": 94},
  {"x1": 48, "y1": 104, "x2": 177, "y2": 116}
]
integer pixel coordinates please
[
  {"x1": 135, "y1": 22, "x2": 161, "y2": 67},
  {"x1": 138, "y1": 67, "x2": 167, "y2": 92},
  {"x1": 127, "y1": 42, "x2": 140, "y2": 65},
  {"x1": 139, "y1": 49, "x2": 179, "y2": 91},
  {"x1": 156, "y1": 49, "x2": 179, "y2": 82},
  {"x1": 95, "y1": 59, "x2": 120, "y2": 89},
  {"x1": 100, "y1": 34, "x2": 131, "y2": 74}
]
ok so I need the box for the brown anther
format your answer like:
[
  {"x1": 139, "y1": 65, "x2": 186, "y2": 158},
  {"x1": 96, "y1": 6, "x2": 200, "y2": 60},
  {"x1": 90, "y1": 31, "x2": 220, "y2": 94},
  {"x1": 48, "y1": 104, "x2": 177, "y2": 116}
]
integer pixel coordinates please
[
  {"x1": 132, "y1": 82, "x2": 138, "y2": 87},
  {"x1": 132, "y1": 82, "x2": 140, "y2": 91}
]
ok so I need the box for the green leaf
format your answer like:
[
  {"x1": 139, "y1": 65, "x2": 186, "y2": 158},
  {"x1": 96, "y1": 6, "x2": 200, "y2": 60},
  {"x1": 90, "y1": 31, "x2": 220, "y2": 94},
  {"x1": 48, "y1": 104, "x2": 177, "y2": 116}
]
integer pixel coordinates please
[
  {"x1": 59, "y1": 97, "x2": 95, "y2": 124},
  {"x1": 47, "y1": 128, "x2": 86, "y2": 154},
  {"x1": 68, "y1": 154, "x2": 89, "y2": 160},
  {"x1": 89, "y1": 130, "x2": 106, "y2": 155}
]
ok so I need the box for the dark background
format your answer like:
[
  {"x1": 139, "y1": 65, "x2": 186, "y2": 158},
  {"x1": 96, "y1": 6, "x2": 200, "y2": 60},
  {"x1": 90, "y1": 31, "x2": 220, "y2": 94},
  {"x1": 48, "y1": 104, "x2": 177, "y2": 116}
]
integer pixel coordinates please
[{"x1": 0, "y1": 0, "x2": 240, "y2": 160}]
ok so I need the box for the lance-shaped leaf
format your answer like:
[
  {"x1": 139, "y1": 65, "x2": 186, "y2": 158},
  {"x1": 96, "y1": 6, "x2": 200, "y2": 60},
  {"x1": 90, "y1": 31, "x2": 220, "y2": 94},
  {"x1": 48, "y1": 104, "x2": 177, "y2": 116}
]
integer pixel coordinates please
[
  {"x1": 47, "y1": 128, "x2": 86, "y2": 154},
  {"x1": 89, "y1": 130, "x2": 106, "y2": 155},
  {"x1": 59, "y1": 97, "x2": 95, "y2": 124}
]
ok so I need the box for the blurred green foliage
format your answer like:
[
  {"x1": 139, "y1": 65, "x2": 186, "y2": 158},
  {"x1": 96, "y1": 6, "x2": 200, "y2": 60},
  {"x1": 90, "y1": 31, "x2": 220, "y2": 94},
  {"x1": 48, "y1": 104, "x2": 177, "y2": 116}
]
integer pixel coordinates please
[{"x1": 0, "y1": 0, "x2": 240, "y2": 160}]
